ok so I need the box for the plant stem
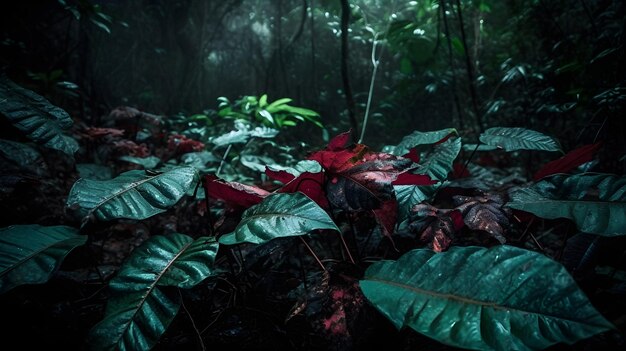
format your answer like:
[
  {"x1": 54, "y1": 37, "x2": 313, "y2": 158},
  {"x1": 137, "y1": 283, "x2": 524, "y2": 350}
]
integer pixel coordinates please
[
  {"x1": 338, "y1": 231, "x2": 355, "y2": 264},
  {"x1": 340, "y1": 0, "x2": 359, "y2": 141},
  {"x1": 359, "y1": 33, "x2": 381, "y2": 144}
]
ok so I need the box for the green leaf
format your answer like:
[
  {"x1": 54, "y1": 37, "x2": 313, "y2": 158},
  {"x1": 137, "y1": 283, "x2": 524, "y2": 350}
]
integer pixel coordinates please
[
  {"x1": 360, "y1": 245, "x2": 613, "y2": 350},
  {"x1": 88, "y1": 233, "x2": 218, "y2": 350},
  {"x1": 266, "y1": 98, "x2": 293, "y2": 112},
  {"x1": 392, "y1": 128, "x2": 457, "y2": 156},
  {"x1": 479, "y1": 127, "x2": 561, "y2": 152},
  {"x1": 259, "y1": 94, "x2": 268, "y2": 108},
  {"x1": 266, "y1": 160, "x2": 322, "y2": 177},
  {"x1": 507, "y1": 173, "x2": 626, "y2": 236},
  {"x1": 0, "y1": 225, "x2": 86, "y2": 294},
  {"x1": 118, "y1": 155, "x2": 161, "y2": 169},
  {"x1": 418, "y1": 137, "x2": 462, "y2": 182},
  {"x1": 394, "y1": 185, "x2": 428, "y2": 223},
  {"x1": 219, "y1": 192, "x2": 339, "y2": 245},
  {"x1": 0, "y1": 76, "x2": 79, "y2": 156},
  {"x1": 66, "y1": 166, "x2": 199, "y2": 222}
]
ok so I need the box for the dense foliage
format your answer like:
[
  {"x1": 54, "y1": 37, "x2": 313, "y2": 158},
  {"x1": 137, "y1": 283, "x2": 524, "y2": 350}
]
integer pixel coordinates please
[{"x1": 0, "y1": 0, "x2": 624, "y2": 350}]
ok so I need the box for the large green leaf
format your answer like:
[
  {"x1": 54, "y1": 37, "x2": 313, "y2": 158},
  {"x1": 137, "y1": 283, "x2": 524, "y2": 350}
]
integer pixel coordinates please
[
  {"x1": 66, "y1": 166, "x2": 199, "y2": 222},
  {"x1": 479, "y1": 127, "x2": 561, "y2": 152},
  {"x1": 88, "y1": 233, "x2": 219, "y2": 351},
  {"x1": 0, "y1": 225, "x2": 86, "y2": 294},
  {"x1": 219, "y1": 192, "x2": 339, "y2": 245},
  {"x1": 507, "y1": 173, "x2": 626, "y2": 235},
  {"x1": 360, "y1": 245, "x2": 613, "y2": 350},
  {"x1": 392, "y1": 128, "x2": 458, "y2": 156},
  {"x1": 0, "y1": 76, "x2": 79, "y2": 156}
]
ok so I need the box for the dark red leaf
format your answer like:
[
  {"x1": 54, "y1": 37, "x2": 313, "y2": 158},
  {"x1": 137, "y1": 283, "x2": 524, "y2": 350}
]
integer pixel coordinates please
[
  {"x1": 410, "y1": 203, "x2": 459, "y2": 252},
  {"x1": 326, "y1": 158, "x2": 411, "y2": 211},
  {"x1": 402, "y1": 148, "x2": 420, "y2": 163},
  {"x1": 168, "y1": 134, "x2": 205, "y2": 154},
  {"x1": 265, "y1": 167, "x2": 296, "y2": 184},
  {"x1": 451, "y1": 162, "x2": 471, "y2": 179},
  {"x1": 533, "y1": 143, "x2": 601, "y2": 180},
  {"x1": 308, "y1": 144, "x2": 369, "y2": 173},
  {"x1": 327, "y1": 130, "x2": 352, "y2": 151},
  {"x1": 372, "y1": 199, "x2": 398, "y2": 238},
  {"x1": 203, "y1": 175, "x2": 269, "y2": 209},
  {"x1": 278, "y1": 171, "x2": 328, "y2": 208},
  {"x1": 453, "y1": 194, "x2": 509, "y2": 244},
  {"x1": 392, "y1": 172, "x2": 437, "y2": 186}
]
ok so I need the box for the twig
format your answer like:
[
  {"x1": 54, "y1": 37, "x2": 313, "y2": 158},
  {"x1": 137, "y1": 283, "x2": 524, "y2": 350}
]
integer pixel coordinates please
[
  {"x1": 529, "y1": 232, "x2": 545, "y2": 252},
  {"x1": 216, "y1": 144, "x2": 232, "y2": 177},
  {"x1": 178, "y1": 289, "x2": 206, "y2": 351}
]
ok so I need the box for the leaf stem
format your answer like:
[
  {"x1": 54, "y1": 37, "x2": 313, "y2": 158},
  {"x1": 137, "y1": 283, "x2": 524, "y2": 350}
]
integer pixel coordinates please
[
  {"x1": 179, "y1": 288, "x2": 206, "y2": 351},
  {"x1": 216, "y1": 144, "x2": 232, "y2": 177},
  {"x1": 299, "y1": 236, "x2": 326, "y2": 271}
]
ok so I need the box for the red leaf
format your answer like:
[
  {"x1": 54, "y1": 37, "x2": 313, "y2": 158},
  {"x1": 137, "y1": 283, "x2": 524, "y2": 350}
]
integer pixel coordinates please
[
  {"x1": 203, "y1": 175, "x2": 269, "y2": 209},
  {"x1": 449, "y1": 210, "x2": 464, "y2": 231},
  {"x1": 326, "y1": 158, "x2": 411, "y2": 211},
  {"x1": 278, "y1": 171, "x2": 329, "y2": 208},
  {"x1": 392, "y1": 172, "x2": 437, "y2": 186},
  {"x1": 265, "y1": 167, "x2": 296, "y2": 184},
  {"x1": 168, "y1": 134, "x2": 205, "y2": 154},
  {"x1": 402, "y1": 148, "x2": 420, "y2": 163},
  {"x1": 372, "y1": 199, "x2": 398, "y2": 238},
  {"x1": 308, "y1": 144, "x2": 369, "y2": 173},
  {"x1": 533, "y1": 143, "x2": 601, "y2": 180},
  {"x1": 327, "y1": 130, "x2": 352, "y2": 151},
  {"x1": 434, "y1": 133, "x2": 453, "y2": 145}
]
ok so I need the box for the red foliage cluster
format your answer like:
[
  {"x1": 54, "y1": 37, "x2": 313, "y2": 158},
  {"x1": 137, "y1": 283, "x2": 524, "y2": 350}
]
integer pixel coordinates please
[
  {"x1": 79, "y1": 127, "x2": 125, "y2": 140},
  {"x1": 203, "y1": 130, "x2": 434, "y2": 238},
  {"x1": 112, "y1": 140, "x2": 150, "y2": 157}
]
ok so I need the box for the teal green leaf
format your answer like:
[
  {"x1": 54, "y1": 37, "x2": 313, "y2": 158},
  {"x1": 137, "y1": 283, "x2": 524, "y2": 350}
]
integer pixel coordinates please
[
  {"x1": 180, "y1": 151, "x2": 219, "y2": 171},
  {"x1": 0, "y1": 76, "x2": 79, "y2": 156},
  {"x1": 0, "y1": 225, "x2": 86, "y2": 294},
  {"x1": 360, "y1": 245, "x2": 613, "y2": 351},
  {"x1": 507, "y1": 173, "x2": 626, "y2": 235},
  {"x1": 479, "y1": 127, "x2": 561, "y2": 152},
  {"x1": 219, "y1": 192, "x2": 339, "y2": 245},
  {"x1": 88, "y1": 233, "x2": 219, "y2": 350},
  {"x1": 394, "y1": 185, "x2": 428, "y2": 223},
  {"x1": 418, "y1": 137, "x2": 462, "y2": 182},
  {"x1": 66, "y1": 166, "x2": 199, "y2": 222},
  {"x1": 392, "y1": 128, "x2": 457, "y2": 156},
  {"x1": 266, "y1": 160, "x2": 322, "y2": 177},
  {"x1": 76, "y1": 163, "x2": 113, "y2": 180},
  {"x1": 118, "y1": 155, "x2": 161, "y2": 169}
]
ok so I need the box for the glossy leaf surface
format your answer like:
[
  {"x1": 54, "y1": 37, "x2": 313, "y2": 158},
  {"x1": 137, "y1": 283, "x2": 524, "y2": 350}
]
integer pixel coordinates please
[
  {"x1": 118, "y1": 155, "x2": 161, "y2": 169},
  {"x1": 479, "y1": 127, "x2": 561, "y2": 152},
  {"x1": 67, "y1": 166, "x2": 199, "y2": 222},
  {"x1": 219, "y1": 192, "x2": 338, "y2": 245},
  {"x1": 0, "y1": 225, "x2": 86, "y2": 294},
  {"x1": 392, "y1": 128, "x2": 457, "y2": 155},
  {"x1": 0, "y1": 76, "x2": 79, "y2": 156},
  {"x1": 507, "y1": 173, "x2": 626, "y2": 235},
  {"x1": 88, "y1": 233, "x2": 219, "y2": 350},
  {"x1": 360, "y1": 245, "x2": 613, "y2": 350}
]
